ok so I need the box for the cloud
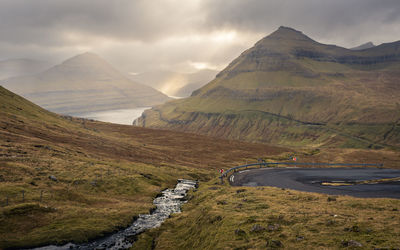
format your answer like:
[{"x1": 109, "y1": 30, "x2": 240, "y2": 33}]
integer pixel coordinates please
[
  {"x1": 0, "y1": 0, "x2": 399, "y2": 72},
  {"x1": 201, "y1": 0, "x2": 400, "y2": 46}
]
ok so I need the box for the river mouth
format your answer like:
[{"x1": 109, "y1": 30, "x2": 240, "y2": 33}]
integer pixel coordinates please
[
  {"x1": 230, "y1": 167, "x2": 400, "y2": 199},
  {"x1": 31, "y1": 179, "x2": 197, "y2": 250}
]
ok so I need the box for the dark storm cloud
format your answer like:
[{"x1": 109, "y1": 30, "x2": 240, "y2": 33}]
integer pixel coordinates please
[{"x1": 0, "y1": 0, "x2": 399, "y2": 72}]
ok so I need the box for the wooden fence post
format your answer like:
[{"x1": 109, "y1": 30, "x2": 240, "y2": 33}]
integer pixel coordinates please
[{"x1": 22, "y1": 190, "x2": 25, "y2": 202}]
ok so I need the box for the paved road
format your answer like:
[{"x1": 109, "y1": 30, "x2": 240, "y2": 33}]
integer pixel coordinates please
[{"x1": 230, "y1": 167, "x2": 400, "y2": 199}]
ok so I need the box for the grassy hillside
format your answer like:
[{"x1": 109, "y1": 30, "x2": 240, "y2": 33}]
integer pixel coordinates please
[
  {"x1": 135, "y1": 27, "x2": 400, "y2": 149},
  {"x1": 134, "y1": 178, "x2": 400, "y2": 249},
  {"x1": 0, "y1": 86, "x2": 288, "y2": 249}
]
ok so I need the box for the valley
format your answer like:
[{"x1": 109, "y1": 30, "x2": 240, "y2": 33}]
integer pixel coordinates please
[
  {"x1": 1, "y1": 2, "x2": 400, "y2": 248},
  {"x1": 0, "y1": 86, "x2": 287, "y2": 249},
  {"x1": 1, "y1": 85, "x2": 399, "y2": 249}
]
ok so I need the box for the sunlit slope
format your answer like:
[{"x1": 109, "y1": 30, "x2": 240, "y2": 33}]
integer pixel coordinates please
[
  {"x1": 2, "y1": 52, "x2": 171, "y2": 114},
  {"x1": 136, "y1": 27, "x2": 400, "y2": 148}
]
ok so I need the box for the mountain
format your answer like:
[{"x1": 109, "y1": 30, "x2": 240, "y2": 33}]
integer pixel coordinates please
[
  {"x1": 135, "y1": 26, "x2": 400, "y2": 149},
  {"x1": 130, "y1": 69, "x2": 217, "y2": 97},
  {"x1": 0, "y1": 58, "x2": 52, "y2": 80},
  {"x1": 350, "y1": 42, "x2": 375, "y2": 50},
  {"x1": 1, "y1": 52, "x2": 170, "y2": 114}
]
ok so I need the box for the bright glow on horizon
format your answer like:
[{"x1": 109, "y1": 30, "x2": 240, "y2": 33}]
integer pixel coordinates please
[
  {"x1": 189, "y1": 61, "x2": 220, "y2": 71},
  {"x1": 211, "y1": 31, "x2": 237, "y2": 43}
]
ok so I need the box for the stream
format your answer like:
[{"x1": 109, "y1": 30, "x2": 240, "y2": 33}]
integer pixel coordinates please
[{"x1": 32, "y1": 179, "x2": 197, "y2": 250}]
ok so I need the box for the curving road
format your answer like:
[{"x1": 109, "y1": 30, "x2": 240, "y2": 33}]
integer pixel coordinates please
[{"x1": 230, "y1": 167, "x2": 400, "y2": 199}]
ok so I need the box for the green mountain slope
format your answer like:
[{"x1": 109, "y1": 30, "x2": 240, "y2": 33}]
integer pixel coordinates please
[
  {"x1": 2, "y1": 52, "x2": 171, "y2": 114},
  {"x1": 135, "y1": 27, "x2": 400, "y2": 149}
]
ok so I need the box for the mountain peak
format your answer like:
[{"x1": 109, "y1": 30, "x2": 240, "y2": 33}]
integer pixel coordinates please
[
  {"x1": 350, "y1": 42, "x2": 375, "y2": 50},
  {"x1": 268, "y1": 26, "x2": 311, "y2": 40},
  {"x1": 58, "y1": 52, "x2": 116, "y2": 72},
  {"x1": 63, "y1": 52, "x2": 104, "y2": 64},
  {"x1": 254, "y1": 26, "x2": 315, "y2": 48}
]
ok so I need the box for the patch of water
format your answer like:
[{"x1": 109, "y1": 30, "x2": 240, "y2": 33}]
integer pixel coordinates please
[
  {"x1": 71, "y1": 107, "x2": 151, "y2": 125},
  {"x1": 31, "y1": 179, "x2": 197, "y2": 250}
]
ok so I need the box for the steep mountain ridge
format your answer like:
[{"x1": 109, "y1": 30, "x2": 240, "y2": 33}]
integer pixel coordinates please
[
  {"x1": 2, "y1": 52, "x2": 170, "y2": 114},
  {"x1": 135, "y1": 27, "x2": 400, "y2": 148}
]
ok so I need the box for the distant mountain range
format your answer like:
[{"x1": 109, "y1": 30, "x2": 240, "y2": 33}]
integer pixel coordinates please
[
  {"x1": 0, "y1": 58, "x2": 52, "y2": 80},
  {"x1": 130, "y1": 69, "x2": 218, "y2": 97},
  {"x1": 1, "y1": 53, "x2": 170, "y2": 114},
  {"x1": 135, "y1": 26, "x2": 400, "y2": 149}
]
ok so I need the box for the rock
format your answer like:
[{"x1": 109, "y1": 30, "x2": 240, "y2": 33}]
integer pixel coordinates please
[
  {"x1": 344, "y1": 225, "x2": 360, "y2": 232},
  {"x1": 351, "y1": 225, "x2": 360, "y2": 232},
  {"x1": 327, "y1": 196, "x2": 337, "y2": 202},
  {"x1": 296, "y1": 236, "x2": 304, "y2": 241},
  {"x1": 266, "y1": 239, "x2": 283, "y2": 248},
  {"x1": 326, "y1": 220, "x2": 335, "y2": 226},
  {"x1": 251, "y1": 224, "x2": 266, "y2": 232},
  {"x1": 217, "y1": 200, "x2": 227, "y2": 205},
  {"x1": 267, "y1": 224, "x2": 280, "y2": 231},
  {"x1": 49, "y1": 175, "x2": 58, "y2": 182},
  {"x1": 341, "y1": 240, "x2": 362, "y2": 247},
  {"x1": 235, "y1": 229, "x2": 246, "y2": 237},
  {"x1": 209, "y1": 215, "x2": 222, "y2": 224}
]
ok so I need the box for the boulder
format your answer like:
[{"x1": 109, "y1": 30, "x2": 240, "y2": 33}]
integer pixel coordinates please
[
  {"x1": 251, "y1": 224, "x2": 266, "y2": 232},
  {"x1": 48, "y1": 175, "x2": 58, "y2": 182}
]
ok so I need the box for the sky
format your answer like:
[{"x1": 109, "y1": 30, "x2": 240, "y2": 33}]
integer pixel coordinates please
[{"x1": 1, "y1": 0, "x2": 400, "y2": 73}]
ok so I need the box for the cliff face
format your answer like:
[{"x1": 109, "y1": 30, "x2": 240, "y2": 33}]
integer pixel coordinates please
[{"x1": 135, "y1": 27, "x2": 400, "y2": 149}]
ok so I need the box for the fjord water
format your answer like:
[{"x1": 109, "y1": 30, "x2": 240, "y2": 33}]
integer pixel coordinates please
[
  {"x1": 32, "y1": 179, "x2": 197, "y2": 250},
  {"x1": 72, "y1": 107, "x2": 151, "y2": 125}
]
